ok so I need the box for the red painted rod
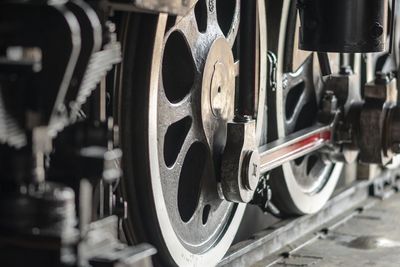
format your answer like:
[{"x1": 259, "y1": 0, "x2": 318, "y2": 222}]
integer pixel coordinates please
[{"x1": 259, "y1": 126, "x2": 332, "y2": 173}]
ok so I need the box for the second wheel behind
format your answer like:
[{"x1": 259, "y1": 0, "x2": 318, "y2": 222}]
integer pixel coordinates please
[{"x1": 266, "y1": 0, "x2": 363, "y2": 215}]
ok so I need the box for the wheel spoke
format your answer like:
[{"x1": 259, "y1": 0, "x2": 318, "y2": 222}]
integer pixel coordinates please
[
  {"x1": 283, "y1": 55, "x2": 315, "y2": 133},
  {"x1": 158, "y1": 89, "x2": 193, "y2": 128},
  {"x1": 225, "y1": 0, "x2": 241, "y2": 47},
  {"x1": 160, "y1": 126, "x2": 197, "y2": 202},
  {"x1": 285, "y1": 90, "x2": 310, "y2": 131},
  {"x1": 189, "y1": 197, "x2": 229, "y2": 229},
  {"x1": 171, "y1": 11, "x2": 205, "y2": 70},
  {"x1": 283, "y1": 55, "x2": 314, "y2": 93},
  {"x1": 169, "y1": 125, "x2": 203, "y2": 172},
  {"x1": 206, "y1": 0, "x2": 218, "y2": 25}
]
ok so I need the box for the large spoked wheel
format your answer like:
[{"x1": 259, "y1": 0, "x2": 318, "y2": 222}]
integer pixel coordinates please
[
  {"x1": 267, "y1": 0, "x2": 344, "y2": 215},
  {"x1": 116, "y1": 1, "x2": 266, "y2": 266}
]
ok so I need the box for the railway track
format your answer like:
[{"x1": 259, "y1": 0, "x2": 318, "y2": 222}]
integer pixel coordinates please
[{"x1": 220, "y1": 170, "x2": 400, "y2": 266}]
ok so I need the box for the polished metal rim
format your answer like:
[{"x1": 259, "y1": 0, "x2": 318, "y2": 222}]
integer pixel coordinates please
[
  {"x1": 119, "y1": 1, "x2": 267, "y2": 265},
  {"x1": 155, "y1": 2, "x2": 239, "y2": 255}
]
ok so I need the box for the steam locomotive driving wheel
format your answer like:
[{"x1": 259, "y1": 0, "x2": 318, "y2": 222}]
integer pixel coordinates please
[
  {"x1": 2, "y1": 0, "x2": 400, "y2": 267},
  {"x1": 117, "y1": 1, "x2": 266, "y2": 266},
  {"x1": 267, "y1": 0, "x2": 348, "y2": 215},
  {"x1": 116, "y1": 0, "x2": 366, "y2": 265}
]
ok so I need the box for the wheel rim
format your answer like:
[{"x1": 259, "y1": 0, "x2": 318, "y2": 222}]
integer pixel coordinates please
[
  {"x1": 268, "y1": 0, "x2": 343, "y2": 215},
  {"x1": 118, "y1": 0, "x2": 266, "y2": 265}
]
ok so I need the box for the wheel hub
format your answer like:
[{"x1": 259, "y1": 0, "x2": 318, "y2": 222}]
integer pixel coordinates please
[{"x1": 201, "y1": 37, "x2": 235, "y2": 148}]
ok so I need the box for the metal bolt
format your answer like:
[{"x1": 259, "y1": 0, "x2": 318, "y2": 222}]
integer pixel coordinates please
[{"x1": 242, "y1": 151, "x2": 260, "y2": 191}]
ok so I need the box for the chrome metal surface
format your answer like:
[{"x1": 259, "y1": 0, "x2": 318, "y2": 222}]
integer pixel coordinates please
[
  {"x1": 118, "y1": 0, "x2": 267, "y2": 265},
  {"x1": 259, "y1": 124, "x2": 332, "y2": 174},
  {"x1": 221, "y1": 119, "x2": 260, "y2": 203},
  {"x1": 219, "y1": 0, "x2": 267, "y2": 205},
  {"x1": 148, "y1": 12, "x2": 240, "y2": 265},
  {"x1": 201, "y1": 37, "x2": 235, "y2": 148},
  {"x1": 153, "y1": 7, "x2": 241, "y2": 262}
]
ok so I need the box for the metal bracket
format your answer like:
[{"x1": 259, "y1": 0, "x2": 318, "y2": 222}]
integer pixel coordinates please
[{"x1": 221, "y1": 117, "x2": 260, "y2": 203}]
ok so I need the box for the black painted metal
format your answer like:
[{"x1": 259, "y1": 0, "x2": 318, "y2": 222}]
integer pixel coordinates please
[
  {"x1": 238, "y1": 0, "x2": 257, "y2": 117},
  {"x1": 298, "y1": 0, "x2": 388, "y2": 53},
  {"x1": 317, "y1": 52, "x2": 331, "y2": 77},
  {"x1": 0, "y1": 183, "x2": 78, "y2": 267}
]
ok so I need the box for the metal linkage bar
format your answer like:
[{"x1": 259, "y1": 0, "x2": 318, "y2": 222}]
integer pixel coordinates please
[
  {"x1": 259, "y1": 124, "x2": 332, "y2": 174},
  {"x1": 221, "y1": 117, "x2": 336, "y2": 203}
]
